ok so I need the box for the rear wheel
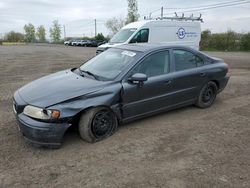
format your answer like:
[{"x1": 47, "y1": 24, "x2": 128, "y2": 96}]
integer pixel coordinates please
[
  {"x1": 196, "y1": 81, "x2": 218, "y2": 108},
  {"x1": 78, "y1": 107, "x2": 118, "y2": 143}
]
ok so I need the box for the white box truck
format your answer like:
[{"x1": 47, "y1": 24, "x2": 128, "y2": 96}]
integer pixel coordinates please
[{"x1": 96, "y1": 19, "x2": 201, "y2": 54}]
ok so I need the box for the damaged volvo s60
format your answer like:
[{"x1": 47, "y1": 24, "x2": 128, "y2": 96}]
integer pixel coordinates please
[{"x1": 13, "y1": 44, "x2": 229, "y2": 147}]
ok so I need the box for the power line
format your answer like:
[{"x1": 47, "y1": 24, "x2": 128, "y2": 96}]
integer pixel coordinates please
[
  {"x1": 163, "y1": 0, "x2": 247, "y2": 10},
  {"x1": 164, "y1": 1, "x2": 250, "y2": 15},
  {"x1": 141, "y1": 8, "x2": 161, "y2": 17},
  {"x1": 141, "y1": 0, "x2": 250, "y2": 18}
]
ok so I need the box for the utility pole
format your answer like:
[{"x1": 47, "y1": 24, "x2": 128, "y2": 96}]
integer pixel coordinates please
[
  {"x1": 63, "y1": 25, "x2": 66, "y2": 40},
  {"x1": 94, "y1": 19, "x2": 97, "y2": 37},
  {"x1": 161, "y1": 6, "x2": 163, "y2": 19}
]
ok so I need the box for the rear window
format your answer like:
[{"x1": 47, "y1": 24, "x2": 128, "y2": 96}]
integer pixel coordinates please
[{"x1": 173, "y1": 50, "x2": 204, "y2": 71}]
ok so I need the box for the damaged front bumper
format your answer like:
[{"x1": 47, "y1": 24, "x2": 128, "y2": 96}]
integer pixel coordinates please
[
  {"x1": 15, "y1": 113, "x2": 71, "y2": 147},
  {"x1": 13, "y1": 92, "x2": 71, "y2": 147}
]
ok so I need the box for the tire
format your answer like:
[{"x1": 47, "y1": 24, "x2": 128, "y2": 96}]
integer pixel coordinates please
[
  {"x1": 196, "y1": 81, "x2": 218, "y2": 108},
  {"x1": 78, "y1": 107, "x2": 118, "y2": 143}
]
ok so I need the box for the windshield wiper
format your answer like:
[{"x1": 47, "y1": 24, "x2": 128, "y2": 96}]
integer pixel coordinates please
[{"x1": 79, "y1": 69, "x2": 99, "y2": 80}]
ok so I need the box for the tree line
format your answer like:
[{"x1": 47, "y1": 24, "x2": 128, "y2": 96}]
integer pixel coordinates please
[
  {"x1": 201, "y1": 30, "x2": 250, "y2": 51},
  {"x1": 2, "y1": 20, "x2": 62, "y2": 43},
  {"x1": 64, "y1": 33, "x2": 107, "y2": 42}
]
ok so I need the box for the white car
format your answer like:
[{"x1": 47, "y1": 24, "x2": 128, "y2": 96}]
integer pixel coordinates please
[
  {"x1": 64, "y1": 40, "x2": 72, "y2": 45},
  {"x1": 71, "y1": 40, "x2": 81, "y2": 46},
  {"x1": 71, "y1": 40, "x2": 89, "y2": 46}
]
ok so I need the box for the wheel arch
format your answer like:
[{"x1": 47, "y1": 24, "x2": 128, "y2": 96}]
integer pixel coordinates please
[
  {"x1": 211, "y1": 80, "x2": 219, "y2": 90},
  {"x1": 77, "y1": 104, "x2": 121, "y2": 122}
]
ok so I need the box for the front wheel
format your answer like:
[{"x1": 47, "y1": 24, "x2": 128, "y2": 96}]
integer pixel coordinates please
[
  {"x1": 78, "y1": 107, "x2": 118, "y2": 143},
  {"x1": 196, "y1": 81, "x2": 218, "y2": 108}
]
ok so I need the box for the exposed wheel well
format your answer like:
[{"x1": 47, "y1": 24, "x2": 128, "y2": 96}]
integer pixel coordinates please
[{"x1": 211, "y1": 80, "x2": 219, "y2": 90}]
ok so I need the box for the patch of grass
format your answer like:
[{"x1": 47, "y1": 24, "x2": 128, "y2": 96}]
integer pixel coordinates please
[
  {"x1": 201, "y1": 48, "x2": 250, "y2": 52},
  {"x1": 2, "y1": 42, "x2": 26, "y2": 45}
]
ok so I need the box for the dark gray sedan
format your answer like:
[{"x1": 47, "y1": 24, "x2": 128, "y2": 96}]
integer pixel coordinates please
[{"x1": 13, "y1": 44, "x2": 229, "y2": 147}]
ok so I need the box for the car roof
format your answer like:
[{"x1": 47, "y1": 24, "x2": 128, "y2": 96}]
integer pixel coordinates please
[{"x1": 113, "y1": 43, "x2": 197, "y2": 53}]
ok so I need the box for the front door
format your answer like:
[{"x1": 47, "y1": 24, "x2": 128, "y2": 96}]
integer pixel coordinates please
[{"x1": 121, "y1": 50, "x2": 174, "y2": 120}]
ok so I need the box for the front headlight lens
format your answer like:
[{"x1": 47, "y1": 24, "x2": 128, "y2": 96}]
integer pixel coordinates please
[{"x1": 23, "y1": 105, "x2": 60, "y2": 120}]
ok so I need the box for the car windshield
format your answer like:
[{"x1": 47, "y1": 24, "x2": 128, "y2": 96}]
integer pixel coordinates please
[
  {"x1": 80, "y1": 48, "x2": 139, "y2": 81},
  {"x1": 109, "y1": 28, "x2": 137, "y2": 43}
]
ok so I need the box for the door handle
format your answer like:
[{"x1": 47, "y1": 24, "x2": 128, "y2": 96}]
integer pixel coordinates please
[
  {"x1": 200, "y1": 72, "x2": 206, "y2": 77},
  {"x1": 164, "y1": 80, "x2": 172, "y2": 85}
]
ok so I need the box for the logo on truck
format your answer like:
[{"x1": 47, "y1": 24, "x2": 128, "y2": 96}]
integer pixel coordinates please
[
  {"x1": 177, "y1": 27, "x2": 198, "y2": 39},
  {"x1": 177, "y1": 28, "x2": 186, "y2": 39}
]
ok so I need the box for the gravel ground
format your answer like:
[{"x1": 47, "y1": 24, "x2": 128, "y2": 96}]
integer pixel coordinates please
[{"x1": 0, "y1": 44, "x2": 250, "y2": 188}]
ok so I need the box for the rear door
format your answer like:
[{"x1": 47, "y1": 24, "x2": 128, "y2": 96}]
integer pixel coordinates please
[
  {"x1": 170, "y1": 49, "x2": 208, "y2": 104},
  {"x1": 121, "y1": 50, "x2": 174, "y2": 120}
]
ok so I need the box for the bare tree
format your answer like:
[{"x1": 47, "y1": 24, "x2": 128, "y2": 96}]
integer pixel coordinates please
[
  {"x1": 126, "y1": 0, "x2": 139, "y2": 24},
  {"x1": 105, "y1": 17, "x2": 125, "y2": 36}
]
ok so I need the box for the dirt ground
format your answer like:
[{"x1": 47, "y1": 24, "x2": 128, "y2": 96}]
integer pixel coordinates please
[{"x1": 0, "y1": 44, "x2": 250, "y2": 188}]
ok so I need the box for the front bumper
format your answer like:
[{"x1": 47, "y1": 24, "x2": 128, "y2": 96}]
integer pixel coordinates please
[
  {"x1": 15, "y1": 113, "x2": 71, "y2": 147},
  {"x1": 13, "y1": 91, "x2": 71, "y2": 147}
]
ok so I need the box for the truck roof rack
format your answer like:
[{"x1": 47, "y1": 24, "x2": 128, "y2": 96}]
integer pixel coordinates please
[{"x1": 145, "y1": 13, "x2": 203, "y2": 22}]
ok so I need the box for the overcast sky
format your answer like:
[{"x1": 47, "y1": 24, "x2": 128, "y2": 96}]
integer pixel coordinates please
[{"x1": 0, "y1": 0, "x2": 250, "y2": 38}]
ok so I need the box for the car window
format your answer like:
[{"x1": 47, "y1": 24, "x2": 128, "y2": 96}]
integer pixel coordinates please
[
  {"x1": 173, "y1": 50, "x2": 204, "y2": 71},
  {"x1": 131, "y1": 51, "x2": 170, "y2": 77},
  {"x1": 80, "y1": 48, "x2": 140, "y2": 81},
  {"x1": 130, "y1": 29, "x2": 149, "y2": 43},
  {"x1": 110, "y1": 28, "x2": 137, "y2": 43}
]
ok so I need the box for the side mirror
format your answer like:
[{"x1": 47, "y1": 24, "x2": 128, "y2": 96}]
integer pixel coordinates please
[{"x1": 128, "y1": 73, "x2": 147, "y2": 86}]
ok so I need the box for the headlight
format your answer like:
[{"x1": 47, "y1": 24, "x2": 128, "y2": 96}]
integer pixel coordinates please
[{"x1": 23, "y1": 105, "x2": 60, "y2": 120}]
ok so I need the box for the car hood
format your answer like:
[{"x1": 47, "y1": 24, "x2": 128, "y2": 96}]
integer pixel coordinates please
[{"x1": 18, "y1": 69, "x2": 107, "y2": 107}]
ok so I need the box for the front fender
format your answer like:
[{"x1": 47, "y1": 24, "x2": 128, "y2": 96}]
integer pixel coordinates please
[{"x1": 50, "y1": 83, "x2": 122, "y2": 121}]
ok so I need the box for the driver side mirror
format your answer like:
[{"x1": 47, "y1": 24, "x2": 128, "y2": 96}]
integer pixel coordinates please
[{"x1": 128, "y1": 73, "x2": 148, "y2": 86}]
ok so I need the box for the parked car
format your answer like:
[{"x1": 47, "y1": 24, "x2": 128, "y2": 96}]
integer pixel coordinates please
[
  {"x1": 87, "y1": 40, "x2": 98, "y2": 47},
  {"x1": 80, "y1": 40, "x2": 91, "y2": 47},
  {"x1": 87, "y1": 40, "x2": 106, "y2": 47},
  {"x1": 13, "y1": 44, "x2": 229, "y2": 147},
  {"x1": 64, "y1": 39, "x2": 79, "y2": 46},
  {"x1": 72, "y1": 40, "x2": 82, "y2": 46},
  {"x1": 72, "y1": 40, "x2": 91, "y2": 47},
  {"x1": 64, "y1": 40, "x2": 73, "y2": 45},
  {"x1": 71, "y1": 40, "x2": 80, "y2": 46}
]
